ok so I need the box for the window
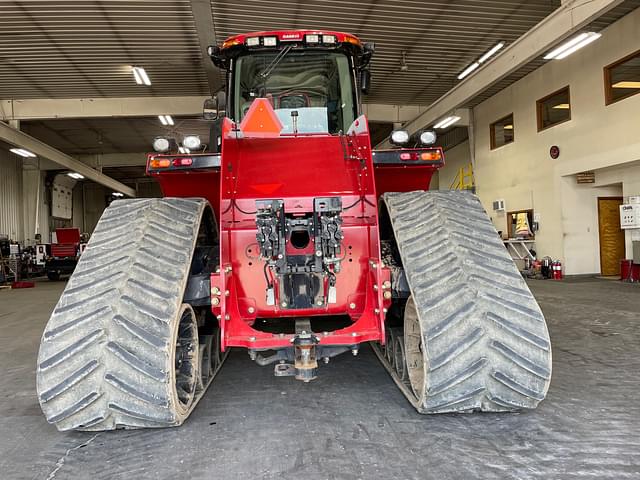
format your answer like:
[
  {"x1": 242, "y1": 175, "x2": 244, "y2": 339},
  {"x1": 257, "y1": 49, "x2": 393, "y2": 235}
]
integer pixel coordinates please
[
  {"x1": 490, "y1": 114, "x2": 514, "y2": 149},
  {"x1": 537, "y1": 86, "x2": 571, "y2": 131},
  {"x1": 232, "y1": 51, "x2": 357, "y2": 134},
  {"x1": 605, "y1": 49, "x2": 640, "y2": 105}
]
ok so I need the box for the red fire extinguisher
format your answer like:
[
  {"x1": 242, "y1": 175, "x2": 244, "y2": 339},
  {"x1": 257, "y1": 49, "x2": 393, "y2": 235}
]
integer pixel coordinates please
[{"x1": 553, "y1": 260, "x2": 563, "y2": 280}]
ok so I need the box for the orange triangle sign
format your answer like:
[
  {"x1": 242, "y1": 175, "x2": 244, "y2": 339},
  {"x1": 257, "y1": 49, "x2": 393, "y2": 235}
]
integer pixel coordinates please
[{"x1": 239, "y1": 98, "x2": 283, "y2": 138}]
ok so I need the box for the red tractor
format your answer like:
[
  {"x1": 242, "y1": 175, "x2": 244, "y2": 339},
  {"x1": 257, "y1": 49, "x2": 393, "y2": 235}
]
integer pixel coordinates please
[{"x1": 37, "y1": 30, "x2": 552, "y2": 431}]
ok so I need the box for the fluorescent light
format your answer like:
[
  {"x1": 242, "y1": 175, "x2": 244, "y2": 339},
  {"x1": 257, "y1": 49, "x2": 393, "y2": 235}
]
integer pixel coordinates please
[
  {"x1": 457, "y1": 62, "x2": 480, "y2": 80},
  {"x1": 552, "y1": 103, "x2": 570, "y2": 109},
  {"x1": 503, "y1": 124, "x2": 514, "y2": 130},
  {"x1": 178, "y1": 146, "x2": 190, "y2": 154},
  {"x1": 132, "y1": 66, "x2": 151, "y2": 85},
  {"x1": 158, "y1": 115, "x2": 174, "y2": 126},
  {"x1": 112, "y1": 192, "x2": 124, "y2": 198},
  {"x1": 434, "y1": 116, "x2": 461, "y2": 129},
  {"x1": 544, "y1": 32, "x2": 601, "y2": 60},
  {"x1": 9, "y1": 148, "x2": 36, "y2": 158},
  {"x1": 67, "y1": 172, "x2": 85, "y2": 180},
  {"x1": 612, "y1": 81, "x2": 640, "y2": 89},
  {"x1": 479, "y1": 42, "x2": 505, "y2": 63}
]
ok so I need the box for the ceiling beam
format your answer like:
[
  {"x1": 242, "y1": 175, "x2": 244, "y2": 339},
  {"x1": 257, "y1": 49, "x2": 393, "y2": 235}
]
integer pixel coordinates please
[
  {"x1": 0, "y1": 121, "x2": 136, "y2": 197},
  {"x1": 189, "y1": 0, "x2": 223, "y2": 96},
  {"x1": 0, "y1": 96, "x2": 210, "y2": 121},
  {"x1": 380, "y1": 0, "x2": 625, "y2": 147},
  {"x1": 1, "y1": 97, "x2": 429, "y2": 124}
]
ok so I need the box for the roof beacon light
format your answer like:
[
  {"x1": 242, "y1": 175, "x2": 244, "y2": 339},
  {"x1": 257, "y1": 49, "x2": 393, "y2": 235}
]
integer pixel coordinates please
[{"x1": 544, "y1": 32, "x2": 601, "y2": 60}]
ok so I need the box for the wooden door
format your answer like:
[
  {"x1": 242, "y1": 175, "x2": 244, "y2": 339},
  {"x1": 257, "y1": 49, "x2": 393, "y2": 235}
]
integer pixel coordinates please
[{"x1": 598, "y1": 197, "x2": 625, "y2": 276}]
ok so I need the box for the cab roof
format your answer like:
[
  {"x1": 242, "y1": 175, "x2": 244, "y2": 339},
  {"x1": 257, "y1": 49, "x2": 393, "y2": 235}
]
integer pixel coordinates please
[{"x1": 220, "y1": 30, "x2": 362, "y2": 50}]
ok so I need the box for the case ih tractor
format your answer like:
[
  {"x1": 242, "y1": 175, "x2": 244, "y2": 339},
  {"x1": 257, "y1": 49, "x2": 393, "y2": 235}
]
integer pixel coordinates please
[{"x1": 37, "y1": 30, "x2": 552, "y2": 431}]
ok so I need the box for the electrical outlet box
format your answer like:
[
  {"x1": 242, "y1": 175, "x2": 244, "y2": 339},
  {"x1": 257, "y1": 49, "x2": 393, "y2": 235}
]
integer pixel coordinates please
[{"x1": 620, "y1": 204, "x2": 640, "y2": 229}]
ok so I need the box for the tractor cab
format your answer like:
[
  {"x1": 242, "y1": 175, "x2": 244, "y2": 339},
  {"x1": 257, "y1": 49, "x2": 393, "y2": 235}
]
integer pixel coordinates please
[{"x1": 209, "y1": 30, "x2": 372, "y2": 135}]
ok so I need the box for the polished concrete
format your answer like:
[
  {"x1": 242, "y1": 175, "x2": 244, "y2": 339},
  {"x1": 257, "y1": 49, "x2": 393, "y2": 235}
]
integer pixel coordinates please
[{"x1": 1, "y1": 278, "x2": 639, "y2": 480}]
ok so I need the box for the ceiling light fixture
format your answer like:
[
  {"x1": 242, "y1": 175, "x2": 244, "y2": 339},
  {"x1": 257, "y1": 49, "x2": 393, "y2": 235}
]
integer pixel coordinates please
[
  {"x1": 544, "y1": 32, "x2": 601, "y2": 60},
  {"x1": 67, "y1": 172, "x2": 85, "y2": 180},
  {"x1": 458, "y1": 62, "x2": 480, "y2": 80},
  {"x1": 178, "y1": 146, "x2": 190, "y2": 154},
  {"x1": 457, "y1": 42, "x2": 505, "y2": 81},
  {"x1": 112, "y1": 192, "x2": 125, "y2": 198},
  {"x1": 434, "y1": 116, "x2": 461, "y2": 129},
  {"x1": 132, "y1": 66, "x2": 151, "y2": 85},
  {"x1": 478, "y1": 42, "x2": 505, "y2": 63},
  {"x1": 552, "y1": 103, "x2": 570, "y2": 109},
  {"x1": 9, "y1": 148, "x2": 36, "y2": 158},
  {"x1": 158, "y1": 115, "x2": 174, "y2": 126}
]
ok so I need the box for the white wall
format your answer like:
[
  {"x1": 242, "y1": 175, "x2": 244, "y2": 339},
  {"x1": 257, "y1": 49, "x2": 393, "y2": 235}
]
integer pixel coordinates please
[
  {"x1": 0, "y1": 150, "x2": 23, "y2": 242},
  {"x1": 439, "y1": 140, "x2": 471, "y2": 190},
  {"x1": 471, "y1": 7, "x2": 640, "y2": 274}
]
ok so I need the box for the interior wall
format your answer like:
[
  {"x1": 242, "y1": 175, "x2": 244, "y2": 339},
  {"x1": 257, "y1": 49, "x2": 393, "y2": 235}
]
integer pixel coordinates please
[
  {"x1": 471, "y1": 7, "x2": 640, "y2": 273},
  {"x1": 22, "y1": 167, "x2": 49, "y2": 245},
  {"x1": 0, "y1": 150, "x2": 24, "y2": 242},
  {"x1": 81, "y1": 183, "x2": 108, "y2": 235},
  {"x1": 561, "y1": 178, "x2": 622, "y2": 274},
  {"x1": 439, "y1": 140, "x2": 471, "y2": 190}
]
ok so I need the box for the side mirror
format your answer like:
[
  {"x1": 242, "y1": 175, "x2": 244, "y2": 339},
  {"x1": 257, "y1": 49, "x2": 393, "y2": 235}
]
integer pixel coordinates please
[
  {"x1": 203, "y1": 98, "x2": 217, "y2": 120},
  {"x1": 359, "y1": 69, "x2": 371, "y2": 95},
  {"x1": 203, "y1": 91, "x2": 227, "y2": 120}
]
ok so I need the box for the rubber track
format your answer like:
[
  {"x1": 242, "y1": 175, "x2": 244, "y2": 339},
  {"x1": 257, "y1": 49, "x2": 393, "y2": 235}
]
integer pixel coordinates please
[
  {"x1": 37, "y1": 198, "x2": 226, "y2": 431},
  {"x1": 374, "y1": 191, "x2": 552, "y2": 413}
]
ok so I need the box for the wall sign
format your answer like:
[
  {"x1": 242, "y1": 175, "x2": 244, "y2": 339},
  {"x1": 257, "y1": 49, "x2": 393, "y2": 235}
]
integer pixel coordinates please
[{"x1": 549, "y1": 145, "x2": 560, "y2": 159}]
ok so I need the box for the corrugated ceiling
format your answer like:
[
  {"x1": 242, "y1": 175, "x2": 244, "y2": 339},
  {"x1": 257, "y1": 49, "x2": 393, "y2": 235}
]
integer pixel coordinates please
[{"x1": 2, "y1": 0, "x2": 639, "y2": 156}]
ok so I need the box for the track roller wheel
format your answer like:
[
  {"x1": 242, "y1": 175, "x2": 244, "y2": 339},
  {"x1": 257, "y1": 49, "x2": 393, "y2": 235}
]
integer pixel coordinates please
[{"x1": 393, "y1": 334, "x2": 407, "y2": 381}]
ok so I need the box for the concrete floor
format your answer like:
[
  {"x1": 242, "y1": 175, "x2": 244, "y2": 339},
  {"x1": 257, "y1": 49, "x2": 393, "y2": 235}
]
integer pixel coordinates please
[{"x1": 1, "y1": 278, "x2": 639, "y2": 480}]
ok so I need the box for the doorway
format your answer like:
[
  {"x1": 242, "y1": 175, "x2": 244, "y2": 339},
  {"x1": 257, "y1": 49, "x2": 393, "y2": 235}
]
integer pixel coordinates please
[{"x1": 598, "y1": 197, "x2": 625, "y2": 276}]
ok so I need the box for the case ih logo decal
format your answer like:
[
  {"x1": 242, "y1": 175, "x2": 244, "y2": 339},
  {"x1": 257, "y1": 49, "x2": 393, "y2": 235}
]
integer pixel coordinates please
[{"x1": 282, "y1": 33, "x2": 301, "y2": 40}]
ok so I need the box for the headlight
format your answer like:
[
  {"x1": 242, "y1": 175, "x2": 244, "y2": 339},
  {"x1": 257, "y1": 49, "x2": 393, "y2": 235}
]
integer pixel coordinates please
[
  {"x1": 263, "y1": 36, "x2": 277, "y2": 47},
  {"x1": 182, "y1": 135, "x2": 201, "y2": 150},
  {"x1": 390, "y1": 130, "x2": 410, "y2": 146},
  {"x1": 419, "y1": 130, "x2": 437, "y2": 146},
  {"x1": 152, "y1": 136, "x2": 170, "y2": 152},
  {"x1": 305, "y1": 34, "x2": 320, "y2": 44}
]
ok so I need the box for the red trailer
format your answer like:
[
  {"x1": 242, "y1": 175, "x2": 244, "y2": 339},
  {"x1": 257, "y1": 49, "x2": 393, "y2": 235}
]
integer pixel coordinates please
[{"x1": 37, "y1": 30, "x2": 552, "y2": 431}]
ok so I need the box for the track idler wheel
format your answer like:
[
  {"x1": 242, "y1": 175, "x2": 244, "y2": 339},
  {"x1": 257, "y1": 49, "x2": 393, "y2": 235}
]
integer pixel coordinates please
[
  {"x1": 403, "y1": 296, "x2": 426, "y2": 399},
  {"x1": 173, "y1": 305, "x2": 200, "y2": 417}
]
